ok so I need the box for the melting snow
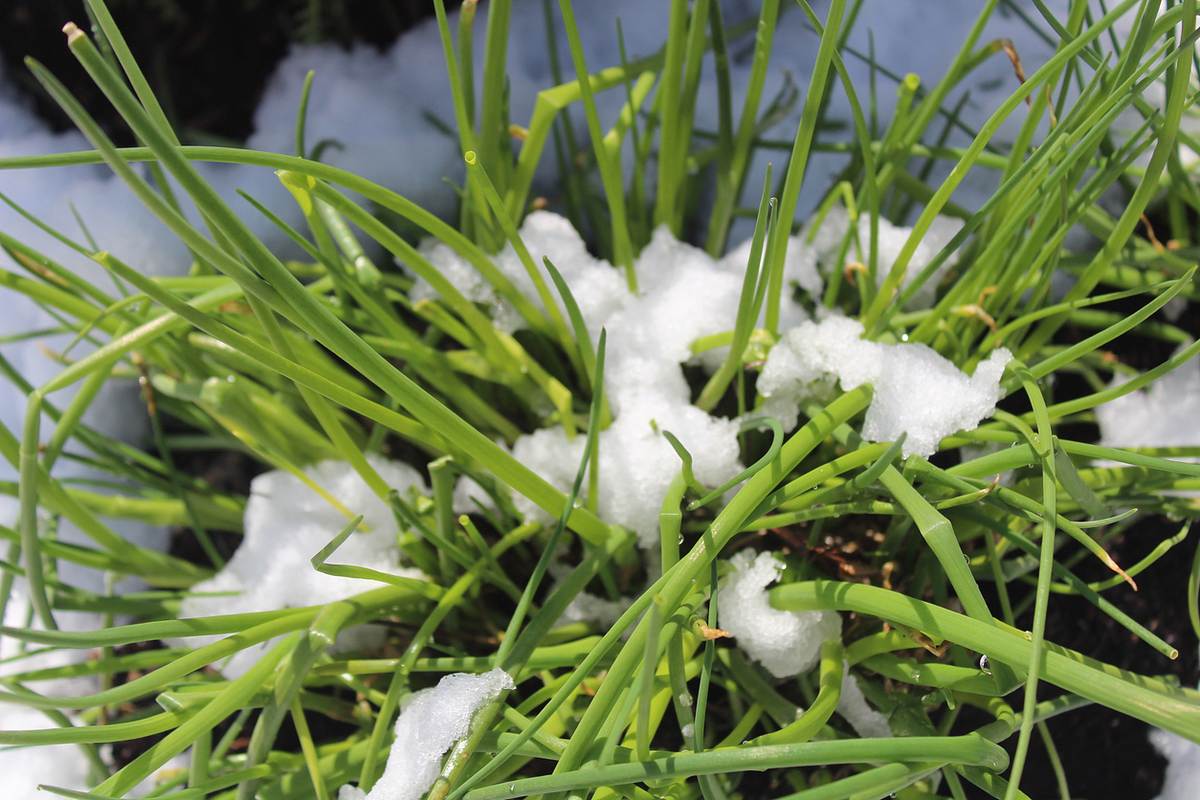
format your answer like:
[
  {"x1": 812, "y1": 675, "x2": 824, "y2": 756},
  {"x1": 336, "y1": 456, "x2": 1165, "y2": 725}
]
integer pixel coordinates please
[
  {"x1": 757, "y1": 314, "x2": 1011, "y2": 456},
  {"x1": 337, "y1": 668, "x2": 513, "y2": 800},
  {"x1": 716, "y1": 550, "x2": 841, "y2": 678},
  {"x1": 1096, "y1": 352, "x2": 1200, "y2": 450},
  {"x1": 177, "y1": 456, "x2": 427, "y2": 677}
]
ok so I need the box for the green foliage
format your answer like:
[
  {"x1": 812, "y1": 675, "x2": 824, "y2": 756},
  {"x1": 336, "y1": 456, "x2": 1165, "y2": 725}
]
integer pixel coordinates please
[{"x1": 1, "y1": 1, "x2": 1199, "y2": 799}]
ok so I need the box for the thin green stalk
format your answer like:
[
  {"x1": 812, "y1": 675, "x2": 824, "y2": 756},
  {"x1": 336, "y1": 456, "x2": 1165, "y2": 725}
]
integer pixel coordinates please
[
  {"x1": 464, "y1": 735, "x2": 1008, "y2": 800},
  {"x1": 763, "y1": 0, "x2": 844, "y2": 333},
  {"x1": 705, "y1": 0, "x2": 780, "y2": 254},
  {"x1": 1002, "y1": 362, "x2": 1058, "y2": 800},
  {"x1": 557, "y1": 0, "x2": 635, "y2": 284},
  {"x1": 752, "y1": 639, "x2": 844, "y2": 746},
  {"x1": 771, "y1": 581, "x2": 1200, "y2": 737}
]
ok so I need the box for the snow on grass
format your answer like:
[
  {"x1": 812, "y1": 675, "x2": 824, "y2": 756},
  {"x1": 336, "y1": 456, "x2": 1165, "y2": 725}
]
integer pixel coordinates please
[
  {"x1": 182, "y1": 456, "x2": 425, "y2": 614},
  {"x1": 2, "y1": 501, "x2": 119, "y2": 673},
  {"x1": 836, "y1": 669, "x2": 892, "y2": 739},
  {"x1": 0, "y1": 66, "x2": 197, "y2": 607},
  {"x1": 507, "y1": 382, "x2": 740, "y2": 552},
  {"x1": 419, "y1": 212, "x2": 805, "y2": 549},
  {"x1": 0, "y1": 707, "x2": 95, "y2": 800},
  {"x1": 1, "y1": 589, "x2": 95, "y2": 695},
  {"x1": 558, "y1": 590, "x2": 630, "y2": 628},
  {"x1": 716, "y1": 550, "x2": 841, "y2": 678},
  {"x1": 127, "y1": 751, "x2": 192, "y2": 799},
  {"x1": 413, "y1": 211, "x2": 630, "y2": 336},
  {"x1": 547, "y1": 555, "x2": 632, "y2": 629},
  {"x1": 337, "y1": 668, "x2": 513, "y2": 800},
  {"x1": 1151, "y1": 725, "x2": 1200, "y2": 800},
  {"x1": 807, "y1": 206, "x2": 965, "y2": 308},
  {"x1": 415, "y1": 208, "x2": 1000, "y2": 539},
  {"x1": 0, "y1": 0, "x2": 1113, "y2": 455},
  {"x1": 757, "y1": 314, "x2": 1012, "y2": 457},
  {"x1": 0, "y1": 2, "x2": 1187, "y2": 794},
  {"x1": 245, "y1": 28, "x2": 461, "y2": 220},
  {"x1": 1145, "y1": 648, "x2": 1200, "y2": 800},
  {"x1": 0, "y1": 0, "x2": 1070, "y2": 480},
  {"x1": 1096, "y1": 351, "x2": 1200, "y2": 450},
  {"x1": 721, "y1": 229, "x2": 824, "y2": 307},
  {"x1": 0, "y1": 605, "x2": 97, "y2": 799},
  {"x1": 225, "y1": 0, "x2": 1077, "y2": 252},
  {"x1": 177, "y1": 456, "x2": 427, "y2": 676},
  {"x1": 0, "y1": 498, "x2": 97, "y2": 799},
  {"x1": 0, "y1": 66, "x2": 179, "y2": 456}
]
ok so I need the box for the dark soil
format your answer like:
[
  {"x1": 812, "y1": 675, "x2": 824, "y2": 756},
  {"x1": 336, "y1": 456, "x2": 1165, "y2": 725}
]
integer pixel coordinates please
[
  {"x1": 995, "y1": 513, "x2": 1197, "y2": 800},
  {"x1": 974, "y1": 300, "x2": 1200, "y2": 800}
]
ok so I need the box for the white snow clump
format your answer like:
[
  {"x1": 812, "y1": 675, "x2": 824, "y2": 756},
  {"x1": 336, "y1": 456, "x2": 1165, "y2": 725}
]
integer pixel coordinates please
[
  {"x1": 1150, "y1": 724, "x2": 1200, "y2": 800},
  {"x1": 182, "y1": 455, "x2": 426, "y2": 616},
  {"x1": 422, "y1": 212, "x2": 819, "y2": 549},
  {"x1": 716, "y1": 550, "x2": 841, "y2": 678},
  {"x1": 836, "y1": 670, "x2": 892, "y2": 739},
  {"x1": 1145, "y1": 645, "x2": 1200, "y2": 800},
  {"x1": 337, "y1": 668, "x2": 514, "y2": 800},
  {"x1": 423, "y1": 210, "x2": 988, "y2": 542},
  {"x1": 178, "y1": 456, "x2": 427, "y2": 676},
  {"x1": 807, "y1": 206, "x2": 965, "y2": 309},
  {"x1": 757, "y1": 314, "x2": 1012, "y2": 457},
  {"x1": 557, "y1": 588, "x2": 631, "y2": 629},
  {"x1": 1096, "y1": 352, "x2": 1200, "y2": 450}
]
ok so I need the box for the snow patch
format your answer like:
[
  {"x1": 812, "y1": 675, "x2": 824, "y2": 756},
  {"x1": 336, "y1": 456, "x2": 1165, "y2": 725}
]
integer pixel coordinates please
[
  {"x1": 0, "y1": 707, "x2": 96, "y2": 800},
  {"x1": 177, "y1": 456, "x2": 427, "y2": 676},
  {"x1": 558, "y1": 590, "x2": 630, "y2": 629},
  {"x1": 807, "y1": 207, "x2": 965, "y2": 309},
  {"x1": 757, "y1": 314, "x2": 1011, "y2": 456},
  {"x1": 1096, "y1": 352, "x2": 1200, "y2": 450},
  {"x1": 430, "y1": 214, "x2": 800, "y2": 548},
  {"x1": 716, "y1": 550, "x2": 841, "y2": 678},
  {"x1": 836, "y1": 669, "x2": 892, "y2": 739},
  {"x1": 1150, "y1": 727, "x2": 1200, "y2": 800},
  {"x1": 337, "y1": 668, "x2": 513, "y2": 800},
  {"x1": 1146, "y1": 646, "x2": 1200, "y2": 800},
  {"x1": 0, "y1": 499, "x2": 97, "y2": 798}
]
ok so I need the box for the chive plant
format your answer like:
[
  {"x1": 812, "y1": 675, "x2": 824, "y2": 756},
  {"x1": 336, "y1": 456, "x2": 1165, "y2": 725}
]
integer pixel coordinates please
[{"x1": 1, "y1": 1, "x2": 1199, "y2": 799}]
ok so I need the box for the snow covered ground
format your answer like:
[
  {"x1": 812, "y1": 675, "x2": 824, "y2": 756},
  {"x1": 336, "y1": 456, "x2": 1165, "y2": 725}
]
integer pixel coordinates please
[{"x1": 0, "y1": 1, "x2": 1195, "y2": 796}]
